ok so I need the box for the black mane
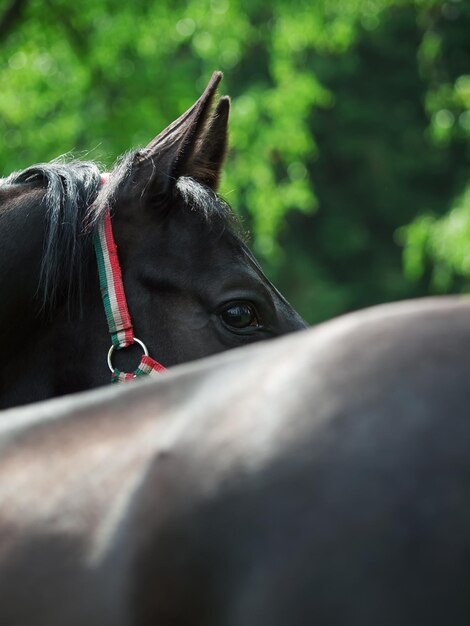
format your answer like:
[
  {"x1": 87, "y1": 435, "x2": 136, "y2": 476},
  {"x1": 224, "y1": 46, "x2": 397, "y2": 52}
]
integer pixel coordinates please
[{"x1": 5, "y1": 159, "x2": 102, "y2": 308}]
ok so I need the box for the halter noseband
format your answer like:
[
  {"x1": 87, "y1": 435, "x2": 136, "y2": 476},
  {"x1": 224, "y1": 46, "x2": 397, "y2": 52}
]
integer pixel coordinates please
[{"x1": 93, "y1": 176, "x2": 166, "y2": 382}]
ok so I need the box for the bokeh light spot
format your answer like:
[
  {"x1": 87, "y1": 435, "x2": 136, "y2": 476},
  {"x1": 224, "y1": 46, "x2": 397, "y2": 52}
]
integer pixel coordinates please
[{"x1": 176, "y1": 18, "x2": 196, "y2": 38}]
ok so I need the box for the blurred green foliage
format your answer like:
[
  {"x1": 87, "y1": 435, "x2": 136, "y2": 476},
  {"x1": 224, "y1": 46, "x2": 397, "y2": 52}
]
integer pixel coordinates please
[{"x1": 1, "y1": 0, "x2": 469, "y2": 322}]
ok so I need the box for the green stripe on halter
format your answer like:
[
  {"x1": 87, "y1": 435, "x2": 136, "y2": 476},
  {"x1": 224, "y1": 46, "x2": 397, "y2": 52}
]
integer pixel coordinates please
[{"x1": 93, "y1": 224, "x2": 118, "y2": 346}]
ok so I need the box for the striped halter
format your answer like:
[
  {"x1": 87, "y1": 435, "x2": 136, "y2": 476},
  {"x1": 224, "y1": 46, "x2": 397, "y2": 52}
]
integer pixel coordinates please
[{"x1": 93, "y1": 178, "x2": 166, "y2": 383}]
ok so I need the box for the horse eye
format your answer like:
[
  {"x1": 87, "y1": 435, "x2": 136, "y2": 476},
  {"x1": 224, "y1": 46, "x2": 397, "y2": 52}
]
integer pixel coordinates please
[{"x1": 220, "y1": 303, "x2": 260, "y2": 329}]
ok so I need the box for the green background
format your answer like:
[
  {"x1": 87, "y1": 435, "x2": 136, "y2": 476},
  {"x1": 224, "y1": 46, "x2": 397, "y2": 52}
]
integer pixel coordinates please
[{"x1": 1, "y1": 0, "x2": 469, "y2": 323}]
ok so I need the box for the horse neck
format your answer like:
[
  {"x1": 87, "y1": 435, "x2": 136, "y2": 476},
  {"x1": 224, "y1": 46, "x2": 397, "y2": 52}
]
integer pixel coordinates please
[
  {"x1": 0, "y1": 189, "x2": 48, "y2": 337},
  {"x1": 0, "y1": 189, "x2": 107, "y2": 406}
]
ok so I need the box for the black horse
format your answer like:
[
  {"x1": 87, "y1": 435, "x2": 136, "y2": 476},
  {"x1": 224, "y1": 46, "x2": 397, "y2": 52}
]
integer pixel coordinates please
[
  {"x1": 1, "y1": 296, "x2": 470, "y2": 625},
  {"x1": 0, "y1": 72, "x2": 305, "y2": 408}
]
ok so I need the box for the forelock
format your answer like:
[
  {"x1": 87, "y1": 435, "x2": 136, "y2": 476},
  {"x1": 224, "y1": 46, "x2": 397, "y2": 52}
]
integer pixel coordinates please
[{"x1": 175, "y1": 176, "x2": 246, "y2": 241}]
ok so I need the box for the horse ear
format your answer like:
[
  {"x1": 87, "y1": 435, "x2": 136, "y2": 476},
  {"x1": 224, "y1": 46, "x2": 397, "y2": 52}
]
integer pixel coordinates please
[
  {"x1": 184, "y1": 95, "x2": 230, "y2": 191},
  {"x1": 134, "y1": 71, "x2": 229, "y2": 196}
]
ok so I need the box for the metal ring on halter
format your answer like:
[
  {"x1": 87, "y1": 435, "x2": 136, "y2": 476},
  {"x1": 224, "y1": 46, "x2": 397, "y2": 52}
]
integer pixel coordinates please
[{"x1": 107, "y1": 337, "x2": 149, "y2": 373}]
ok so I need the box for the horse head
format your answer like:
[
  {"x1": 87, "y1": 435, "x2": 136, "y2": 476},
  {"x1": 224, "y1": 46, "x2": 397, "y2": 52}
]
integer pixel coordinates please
[{"x1": 0, "y1": 72, "x2": 306, "y2": 408}]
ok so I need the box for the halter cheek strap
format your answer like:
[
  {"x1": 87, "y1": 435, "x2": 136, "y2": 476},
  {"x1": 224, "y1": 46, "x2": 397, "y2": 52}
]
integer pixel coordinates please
[{"x1": 94, "y1": 185, "x2": 166, "y2": 382}]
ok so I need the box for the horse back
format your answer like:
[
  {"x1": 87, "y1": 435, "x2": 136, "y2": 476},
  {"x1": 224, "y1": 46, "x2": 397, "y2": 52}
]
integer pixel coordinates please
[{"x1": 1, "y1": 296, "x2": 470, "y2": 625}]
